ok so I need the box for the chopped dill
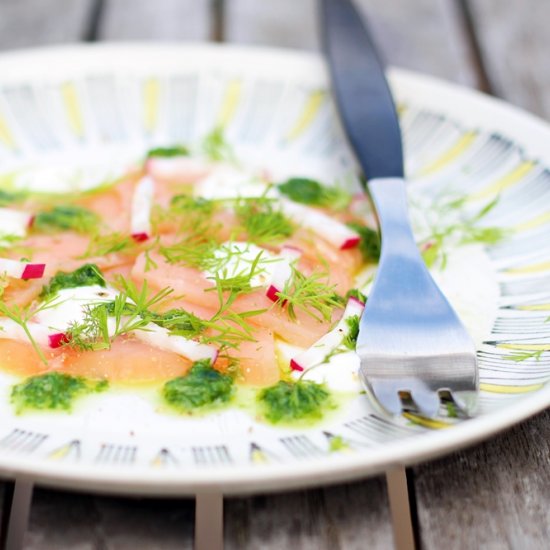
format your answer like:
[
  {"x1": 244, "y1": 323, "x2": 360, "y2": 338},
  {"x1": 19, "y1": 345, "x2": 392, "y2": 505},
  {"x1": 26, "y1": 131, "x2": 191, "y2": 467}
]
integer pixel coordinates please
[{"x1": 275, "y1": 266, "x2": 342, "y2": 322}]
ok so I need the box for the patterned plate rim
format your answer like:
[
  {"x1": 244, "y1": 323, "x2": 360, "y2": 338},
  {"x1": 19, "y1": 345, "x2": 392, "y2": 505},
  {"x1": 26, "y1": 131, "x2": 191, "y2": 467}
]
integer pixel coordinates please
[{"x1": 0, "y1": 43, "x2": 548, "y2": 496}]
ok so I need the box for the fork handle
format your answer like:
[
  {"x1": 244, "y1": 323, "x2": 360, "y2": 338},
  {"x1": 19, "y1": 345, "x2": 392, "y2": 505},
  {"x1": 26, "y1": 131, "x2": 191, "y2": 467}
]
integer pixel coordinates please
[{"x1": 368, "y1": 177, "x2": 420, "y2": 261}]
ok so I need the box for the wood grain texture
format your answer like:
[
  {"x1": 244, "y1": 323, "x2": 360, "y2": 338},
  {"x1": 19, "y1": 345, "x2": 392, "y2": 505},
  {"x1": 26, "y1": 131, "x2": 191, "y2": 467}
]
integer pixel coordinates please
[
  {"x1": 226, "y1": 0, "x2": 478, "y2": 86},
  {"x1": 414, "y1": 410, "x2": 550, "y2": 549},
  {"x1": 24, "y1": 489, "x2": 195, "y2": 549},
  {"x1": 467, "y1": 0, "x2": 550, "y2": 119},
  {"x1": 0, "y1": 0, "x2": 94, "y2": 50},
  {"x1": 354, "y1": 0, "x2": 478, "y2": 86},
  {"x1": 225, "y1": 478, "x2": 394, "y2": 549},
  {"x1": 226, "y1": 0, "x2": 319, "y2": 50},
  {"x1": 99, "y1": 0, "x2": 210, "y2": 41}
]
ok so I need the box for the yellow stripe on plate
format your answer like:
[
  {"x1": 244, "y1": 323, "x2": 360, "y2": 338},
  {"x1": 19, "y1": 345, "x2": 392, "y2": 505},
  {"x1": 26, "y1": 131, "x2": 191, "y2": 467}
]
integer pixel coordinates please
[
  {"x1": 497, "y1": 343, "x2": 550, "y2": 351},
  {"x1": 505, "y1": 260, "x2": 550, "y2": 275},
  {"x1": 61, "y1": 82, "x2": 84, "y2": 137},
  {"x1": 48, "y1": 440, "x2": 79, "y2": 461},
  {"x1": 0, "y1": 112, "x2": 16, "y2": 149},
  {"x1": 516, "y1": 303, "x2": 550, "y2": 311},
  {"x1": 217, "y1": 79, "x2": 242, "y2": 128},
  {"x1": 143, "y1": 78, "x2": 161, "y2": 133},
  {"x1": 480, "y1": 382, "x2": 545, "y2": 394},
  {"x1": 402, "y1": 412, "x2": 452, "y2": 430},
  {"x1": 418, "y1": 131, "x2": 477, "y2": 176},
  {"x1": 250, "y1": 449, "x2": 269, "y2": 464},
  {"x1": 469, "y1": 160, "x2": 536, "y2": 201},
  {"x1": 286, "y1": 90, "x2": 325, "y2": 141},
  {"x1": 513, "y1": 210, "x2": 550, "y2": 232}
]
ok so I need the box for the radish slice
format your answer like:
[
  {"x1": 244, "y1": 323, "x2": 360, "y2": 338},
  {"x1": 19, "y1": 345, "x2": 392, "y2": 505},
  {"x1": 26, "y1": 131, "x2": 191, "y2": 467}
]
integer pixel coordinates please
[
  {"x1": 48, "y1": 332, "x2": 71, "y2": 348},
  {"x1": 280, "y1": 200, "x2": 361, "y2": 250},
  {"x1": 289, "y1": 296, "x2": 365, "y2": 372},
  {"x1": 130, "y1": 175, "x2": 155, "y2": 242},
  {"x1": 146, "y1": 156, "x2": 211, "y2": 183},
  {"x1": 0, "y1": 258, "x2": 45, "y2": 279},
  {"x1": 133, "y1": 323, "x2": 218, "y2": 363},
  {"x1": 0, "y1": 208, "x2": 33, "y2": 238},
  {"x1": 266, "y1": 246, "x2": 302, "y2": 303}
]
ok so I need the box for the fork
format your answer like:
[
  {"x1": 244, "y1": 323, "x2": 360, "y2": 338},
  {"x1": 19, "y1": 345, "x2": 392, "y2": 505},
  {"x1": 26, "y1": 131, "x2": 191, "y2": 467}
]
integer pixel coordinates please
[{"x1": 321, "y1": 0, "x2": 478, "y2": 417}]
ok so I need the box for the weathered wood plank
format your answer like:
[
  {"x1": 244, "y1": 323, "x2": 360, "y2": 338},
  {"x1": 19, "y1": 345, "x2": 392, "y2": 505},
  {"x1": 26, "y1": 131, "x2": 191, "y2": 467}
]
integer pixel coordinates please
[
  {"x1": 226, "y1": 0, "x2": 319, "y2": 50},
  {"x1": 226, "y1": 0, "x2": 478, "y2": 86},
  {"x1": 23, "y1": 488, "x2": 195, "y2": 549},
  {"x1": 99, "y1": 0, "x2": 210, "y2": 41},
  {"x1": 0, "y1": 0, "x2": 94, "y2": 50},
  {"x1": 414, "y1": 410, "x2": 550, "y2": 549},
  {"x1": 467, "y1": 0, "x2": 550, "y2": 119},
  {"x1": 225, "y1": 478, "x2": 394, "y2": 549}
]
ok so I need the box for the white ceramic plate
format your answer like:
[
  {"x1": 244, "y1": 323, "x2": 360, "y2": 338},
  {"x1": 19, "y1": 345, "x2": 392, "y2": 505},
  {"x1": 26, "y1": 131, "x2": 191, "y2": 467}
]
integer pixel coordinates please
[{"x1": 0, "y1": 44, "x2": 549, "y2": 496}]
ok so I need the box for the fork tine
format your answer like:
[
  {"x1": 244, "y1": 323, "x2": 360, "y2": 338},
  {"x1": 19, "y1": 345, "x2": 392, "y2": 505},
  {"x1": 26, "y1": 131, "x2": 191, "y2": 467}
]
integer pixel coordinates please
[{"x1": 408, "y1": 388, "x2": 441, "y2": 418}]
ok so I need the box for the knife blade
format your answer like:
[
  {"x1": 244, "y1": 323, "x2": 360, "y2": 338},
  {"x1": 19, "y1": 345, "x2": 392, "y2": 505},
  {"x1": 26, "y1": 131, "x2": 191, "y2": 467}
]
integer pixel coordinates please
[{"x1": 320, "y1": 0, "x2": 404, "y2": 180}]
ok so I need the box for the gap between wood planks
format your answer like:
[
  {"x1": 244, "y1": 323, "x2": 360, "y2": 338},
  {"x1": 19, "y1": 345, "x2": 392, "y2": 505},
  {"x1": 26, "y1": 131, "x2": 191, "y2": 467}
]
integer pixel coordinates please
[{"x1": 455, "y1": 0, "x2": 495, "y2": 94}]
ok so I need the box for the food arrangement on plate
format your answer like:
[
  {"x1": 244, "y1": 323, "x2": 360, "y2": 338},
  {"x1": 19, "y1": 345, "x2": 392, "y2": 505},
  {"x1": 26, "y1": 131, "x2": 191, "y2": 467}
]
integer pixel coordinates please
[
  {"x1": 0, "y1": 129, "x2": 378, "y2": 423},
  {"x1": 0, "y1": 126, "x2": 504, "y2": 426},
  {"x1": 0, "y1": 45, "x2": 547, "y2": 493}
]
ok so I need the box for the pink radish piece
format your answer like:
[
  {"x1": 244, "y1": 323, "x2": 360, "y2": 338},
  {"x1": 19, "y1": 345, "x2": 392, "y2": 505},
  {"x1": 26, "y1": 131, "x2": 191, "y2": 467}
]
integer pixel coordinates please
[
  {"x1": 289, "y1": 296, "x2": 365, "y2": 372},
  {"x1": 266, "y1": 246, "x2": 302, "y2": 303},
  {"x1": 133, "y1": 323, "x2": 218, "y2": 363},
  {"x1": 130, "y1": 175, "x2": 155, "y2": 241},
  {"x1": 0, "y1": 258, "x2": 45, "y2": 279},
  {"x1": 280, "y1": 200, "x2": 361, "y2": 250},
  {"x1": 48, "y1": 332, "x2": 70, "y2": 348}
]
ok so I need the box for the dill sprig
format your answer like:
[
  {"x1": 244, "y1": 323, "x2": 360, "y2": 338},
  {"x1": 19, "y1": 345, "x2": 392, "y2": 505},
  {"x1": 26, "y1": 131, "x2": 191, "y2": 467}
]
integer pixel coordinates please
[
  {"x1": 65, "y1": 275, "x2": 263, "y2": 352},
  {"x1": 65, "y1": 279, "x2": 174, "y2": 352},
  {"x1": 417, "y1": 193, "x2": 507, "y2": 269},
  {"x1": 0, "y1": 295, "x2": 64, "y2": 365},
  {"x1": 202, "y1": 127, "x2": 236, "y2": 163},
  {"x1": 275, "y1": 266, "x2": 342, "y2": 322},
  {"x1": 80, "y1": 231, "x2": 137, "y2": 258},
  {"x1": 234, "y1": 196, "x2": 294, "y2": 245},
  {"x1": 160, "y1": 234, "x2": 219, "y2": 268}
]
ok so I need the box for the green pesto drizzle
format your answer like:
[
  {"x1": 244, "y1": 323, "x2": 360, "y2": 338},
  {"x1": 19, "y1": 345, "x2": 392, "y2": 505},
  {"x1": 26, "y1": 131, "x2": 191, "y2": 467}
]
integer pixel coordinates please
[
  {"x1": 162, "y1": 360, "x2": 234, "y2": 412},
  {"x1": 11, "y1": 372, "x2": 108, "y2": 414},
  {"x1": 257, "y1": 380, "x2": 332, "y2": 424}
]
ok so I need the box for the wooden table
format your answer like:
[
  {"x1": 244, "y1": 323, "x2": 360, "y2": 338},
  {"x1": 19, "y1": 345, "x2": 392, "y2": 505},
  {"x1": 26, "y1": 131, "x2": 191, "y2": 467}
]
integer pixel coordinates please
[{"x1": 0, "y1": 1, "x2": 549, "y2": 548}]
